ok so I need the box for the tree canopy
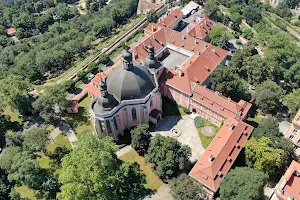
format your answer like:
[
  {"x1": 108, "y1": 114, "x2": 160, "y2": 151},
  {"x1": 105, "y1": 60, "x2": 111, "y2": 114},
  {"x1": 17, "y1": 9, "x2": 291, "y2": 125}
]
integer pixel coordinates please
[
  {"x1": 146, "y1": 135, "x2": 191, "y2": 181},
  {"x1": 283, "y1": 89, "x2": 300, "y2": 119},
  {"x1": 252, "y1": 117, "x2": 282, "y2": 145},
  {"x1": 169, "y1": 173, "x2": 207, "y2": 200},
  {"x1": 245, "y1": 137, "x2": 284, "y2": 176},
  {"x1": 220, "y1": 167, "x2": 268, "y2": 200},
  {"x1": 23, "y1": 128, "x2": 48, "y2": 153},
  {"x1": 58, "y1": 133, "x2": 148, "y2": 200},
  {"x1": 253, "y1": 80, "x2": 284, "y2": 114},
  {"x1": 131, "y1": 124, "x2": 151, "y2": 156}
]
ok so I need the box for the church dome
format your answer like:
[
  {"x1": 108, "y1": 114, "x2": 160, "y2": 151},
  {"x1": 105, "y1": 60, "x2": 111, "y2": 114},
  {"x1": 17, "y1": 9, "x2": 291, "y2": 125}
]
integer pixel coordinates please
[
  {"x1": 106, "y1": 49, "x2": 156, "y2": 102},
  {"x1": 93, "y1": 79, "x2": 119, "y2": 113}
]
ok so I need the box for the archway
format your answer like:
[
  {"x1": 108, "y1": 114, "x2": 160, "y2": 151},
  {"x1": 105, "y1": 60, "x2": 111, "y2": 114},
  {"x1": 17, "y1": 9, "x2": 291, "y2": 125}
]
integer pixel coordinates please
[{"x1": 192, "y1": 108, "x2": 197, "y2": 113}]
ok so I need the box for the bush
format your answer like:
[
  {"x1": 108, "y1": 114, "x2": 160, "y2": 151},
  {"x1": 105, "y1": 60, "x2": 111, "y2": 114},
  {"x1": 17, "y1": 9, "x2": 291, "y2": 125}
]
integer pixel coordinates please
[
  {"x1": 63, "y1": 80, "x2": 76, "y2": 92},
  {"x1": 87, "y1": 62, "x2": 99, "y2": 73},
  {"x1": 194, "y1": 116, "x2": 205, "y2": 128},
  {"x1": 98, "y1": 54, "x2": 110, "y2": 65},
  {"x1": 77, "y1": 70, "x2": 87, "y2": 80}
]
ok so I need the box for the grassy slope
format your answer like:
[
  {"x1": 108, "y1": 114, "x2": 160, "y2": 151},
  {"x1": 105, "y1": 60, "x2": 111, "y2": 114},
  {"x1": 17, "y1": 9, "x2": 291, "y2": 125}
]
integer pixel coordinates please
[{"x1": 119, "y1": 150, "x2": 163, "y2": 191}]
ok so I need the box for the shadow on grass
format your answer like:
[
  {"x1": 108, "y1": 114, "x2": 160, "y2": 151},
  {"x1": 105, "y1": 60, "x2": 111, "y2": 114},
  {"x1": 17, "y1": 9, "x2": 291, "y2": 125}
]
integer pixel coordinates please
[
  {"x1": 65, "y1": 107, "x2": 89, "y2": 130},
  {"x1": 162, "y1": 97, "x2": 185, "y2": 117}
]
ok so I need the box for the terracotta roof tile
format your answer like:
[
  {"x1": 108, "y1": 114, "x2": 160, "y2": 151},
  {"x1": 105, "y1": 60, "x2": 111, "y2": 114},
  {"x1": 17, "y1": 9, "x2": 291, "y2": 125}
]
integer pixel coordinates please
[
  {"x1": 189, "y1": 118, "x2": 254, "y2": 192},
  {"x1": 187, "y1": 17, "x2": 216, "y2": 40},
  {"x1": 6, "y1": 27, "x2": 16, "y2": 35},
  {"x1": 158, "y1": 10, "x2": 183, "y2": 28}
]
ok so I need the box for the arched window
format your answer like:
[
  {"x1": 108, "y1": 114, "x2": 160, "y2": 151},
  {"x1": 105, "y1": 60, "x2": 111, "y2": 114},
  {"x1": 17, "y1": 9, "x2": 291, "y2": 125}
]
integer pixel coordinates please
[{"x1": 131, "y1": 107, "x2": 137, "y2": 121}]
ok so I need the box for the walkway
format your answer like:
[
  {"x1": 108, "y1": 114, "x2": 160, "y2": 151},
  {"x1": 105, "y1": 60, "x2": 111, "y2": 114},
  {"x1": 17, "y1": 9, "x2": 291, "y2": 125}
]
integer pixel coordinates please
[
  {"x1": 49, "y1": 120, "x2": 78, "y2": 148},
  {"x1": 151, "y1": 115, "x2": 205, "y2": 162},
  {"x1": 116, "y1": 145, "x2": 133, "y2": 158},
  {"x1": 144, "y1": 184, "x2": 173, "y2": 200}
]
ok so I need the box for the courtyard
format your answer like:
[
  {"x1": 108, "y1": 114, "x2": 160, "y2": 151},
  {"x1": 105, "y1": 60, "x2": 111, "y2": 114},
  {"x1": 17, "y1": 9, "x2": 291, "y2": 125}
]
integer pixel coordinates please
[{"x1": 151, "y1": 115, "x2": 205, "y2": 162}]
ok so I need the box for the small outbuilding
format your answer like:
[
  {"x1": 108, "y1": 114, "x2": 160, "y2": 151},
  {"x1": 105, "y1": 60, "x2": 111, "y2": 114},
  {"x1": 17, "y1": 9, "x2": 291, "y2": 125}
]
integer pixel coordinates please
[{"x1": 181, "y1": 1, "x2": 201, "y2": 18}]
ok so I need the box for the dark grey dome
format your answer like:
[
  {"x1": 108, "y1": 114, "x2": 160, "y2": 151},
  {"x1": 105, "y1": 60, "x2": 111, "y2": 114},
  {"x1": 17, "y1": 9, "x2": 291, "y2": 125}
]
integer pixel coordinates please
[
  {"x1": 93, "y1": 79, "x2": 119, "y2": 113},
  {"x1": 106, "y1": 61, "x2": 156, "y2": 102}
]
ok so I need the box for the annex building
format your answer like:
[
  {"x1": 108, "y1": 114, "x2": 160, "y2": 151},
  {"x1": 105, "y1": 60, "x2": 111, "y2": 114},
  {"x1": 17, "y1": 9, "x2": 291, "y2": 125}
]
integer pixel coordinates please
[{"x1": 84, "y1": 7, "x2": 254, "y2": 197}]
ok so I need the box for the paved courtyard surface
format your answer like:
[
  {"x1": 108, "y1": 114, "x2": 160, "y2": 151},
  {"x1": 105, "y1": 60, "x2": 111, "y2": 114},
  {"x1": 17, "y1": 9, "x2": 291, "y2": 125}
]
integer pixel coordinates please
[
  {"x1": 144, "y1": 184, "x2": 173, "y2": 200},
  {"x1": 116, "y1": 145, "x2": 133, "y2": 158},
  {"x1": 278, "y1": 120, "x2": 291, "y2": 135},
  {"x1": 151, "y1": 115, "x2": 205, "y2": 162}
]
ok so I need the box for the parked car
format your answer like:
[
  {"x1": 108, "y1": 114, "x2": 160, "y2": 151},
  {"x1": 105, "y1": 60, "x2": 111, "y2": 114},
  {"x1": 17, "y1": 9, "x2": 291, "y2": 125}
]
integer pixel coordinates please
[{"x1": 88, "y1": 74, "x2": 95, "y2": 81}]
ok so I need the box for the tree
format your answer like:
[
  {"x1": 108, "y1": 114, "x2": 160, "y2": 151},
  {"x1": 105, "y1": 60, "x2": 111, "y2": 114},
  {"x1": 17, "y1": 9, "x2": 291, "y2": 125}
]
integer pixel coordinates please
[
  {"x1": 244, "y1": 6, "x2": 262, "y2": 26},
  {"x1": 283, "y1": 89, "x2": 300, "y2": 119},
  {"x1": 275, "y1": 2, "x2": 291, "y2": 18},
  {"x1": 204, "y1": 0, "x2": 220, "y2": 19},
  {"x1": 33, "y1": 85, "x2": 68, "y2": 123},
  {"x1": 5, "y1": 132, "x2": 24, "y2": 147},
  {"x1": 146, "y1": 135, "x2": 191, "y2": 181},
  {"x1": 0, "y1": 75, "x2": 32, "y2": 115},
  {"x1": 147, "y1": 9, "x2": 158, "y2": 23},
  {"x1": 210, "y1": 65, "x2": 250, "y2": 102},
  {"x1": 285, "y1": 61, "x2": 300, "y2": 89},
  {"x1": 208, "y1": 26, "x2": 232, "y2": 48},
  {"x1": 170, "y1": 173, "x2": 207, "y2": 200},
  {"x1": 50, "y1": 146, "x2": 71, "y2": 165},
  {"x1": 245, "y1": 137, "x2": 284, "y2": 176},
  {"x1": 242, "y1": 55, "x2": 271, "y2": 86},
  {"x1": 194, "y1": 116, "x2": 205, "y2": 128},
  {"x1": 24, "y1": 128, "x2": 48, "y2": 153},
  {"x1": 252, "y1": 117, "x2": 282, "y2": 145},
  {"x1": 7, "y1": 151, "x2": 47, "y2": 190},
  {"x1": 58, "y1": 133, "x2": 148, "y2": 200},
  {"x1": 242, "y1": 28, "x2": 253, "y2": 40},
  {"x1": 0, "y1": 146, "x2": 21, "y2": 171},
  {"x1": 0, "y1": 169, "x2": 11, "y2": 200},
  {"x1": 276, "y1": 138, "x2": 299, "y2": 173},
  {"x1": 52, "y1": 3, "x2": 75, "y2": 21},
  {"x1": 253, "y1": 80, "x2": 284, "y2": 114},
  {"x1": 220, "y1": 167, "x2": 268, "y2": 200},
  {"x1": 98, "y1": 54, "x2": 111, "y2": 65},
  {"x1": 131, "y1": 124, "x2": 151, "y2": 156}
]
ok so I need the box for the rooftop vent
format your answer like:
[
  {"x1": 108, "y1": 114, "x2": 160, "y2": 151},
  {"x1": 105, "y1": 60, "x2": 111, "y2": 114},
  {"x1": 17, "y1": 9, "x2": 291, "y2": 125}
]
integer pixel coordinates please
[
  {"x1": 194, "y1": 39, "x2": 198, "y2": 44},
  {"x1": 182, "y1": 35, "x2": 186, "y2": 40},
  {"x1": 209, "y1": 154, "x2": 215, "y2": 162},
  {"x1": 229, "y1": 124, "x2": 236, "y2": 130},
  {"x1": 212, "y1": 48, "x2": 216, "y2": 54},
  {"x1": 227, "y1": 97, "x2": 231, "y2": 101}
]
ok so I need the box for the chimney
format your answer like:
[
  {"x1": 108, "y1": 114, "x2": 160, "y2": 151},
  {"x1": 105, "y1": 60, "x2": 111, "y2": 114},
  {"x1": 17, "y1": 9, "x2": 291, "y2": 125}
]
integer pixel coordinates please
[
  {"x1": 212, "y1": 48, "x2": 216, "y2": 54},
  {"x1": 204, "y1": 44, "x2": 207, "y2": 48},
  {"x1": 189, "y1": 61, "x2": 192, "y2": 64},
  {"x1": 194, "y1": 39, "x2": 198, "y2": 44},
  {"x1": 227, "y1": 96, "x2": 231, "y2": 101},
  {"x1": 186, "y1": 26, "x2": 189, "y2": 33},
  {"x1": 209, "y1": 154, "x2": 215, "y2": 162},
  {"x1": 132, "y1": 52, "x2": 136, "y2": 60},
  {"x1": 182, "y1": 34, "x2": 185, "y2": 40},
  {"x1": 205, "y1": 20, "x2": 207, "y2": 25},
  {"x1": 142, "y1": 43, "x2": 145, "y2": 48},
  {"x1": 198, "y1": 52, "x2": 201, "y2": 55},
  {"x1": 152, "y1": 25, "x2": 156, "y2": 32}
]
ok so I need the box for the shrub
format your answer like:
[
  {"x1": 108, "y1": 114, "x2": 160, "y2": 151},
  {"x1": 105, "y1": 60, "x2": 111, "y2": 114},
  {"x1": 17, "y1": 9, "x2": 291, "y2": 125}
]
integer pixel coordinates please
[
  {"x1": 194, "y1": 116, "x2": 205, "y2": 128},
  {"x1": 98, "y1": 54, "x2": 110, "y2": 65},
  {"x1": 77, "y1": 70, "x2": 87, "y2": 80},
  {"x1": 63, "y1": 80, "x2": 76, "y2": 92}
]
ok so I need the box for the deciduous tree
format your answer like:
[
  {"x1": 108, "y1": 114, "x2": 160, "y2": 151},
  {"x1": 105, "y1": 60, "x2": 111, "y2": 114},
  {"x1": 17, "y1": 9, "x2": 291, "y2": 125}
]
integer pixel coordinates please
[
  {"x1": 253, "y1": 80, "x2": 284, "y2": 114},
  {"x1": 146, "y1": 135, "x2": 191, "y2": 181},
  {"x1": 245, "y1": 137, "x2": 284, "y2": 176},
  {"x1": 131, "y1": 124, "x2": 151, "y2": 156},
  {"x1": 283, "y1": 89, "x2": 300, "y2": 119},
  {"x1": 0, "y1": 146, "x2": 21, "y2": 171},
  {"x1": 170, "y1": 173, "x2": 207, "y2": 200},
  {"x1": 24, "y1": 128, "x2": 48, "y2": 153},
  {"x1": 220, "y1": 167, "x2": 268, "y2": 200}
]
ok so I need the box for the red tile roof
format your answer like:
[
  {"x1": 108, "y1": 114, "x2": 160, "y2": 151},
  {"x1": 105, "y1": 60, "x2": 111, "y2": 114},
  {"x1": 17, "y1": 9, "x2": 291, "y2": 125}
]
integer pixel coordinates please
[
  {"x1": 273, "y1": 161, "x2": 300, "y2": 200},
  {"x1": 158, "y1": 9, "x2": 183, "y2": 28},
  {"x1": 192, "y1": 85, "x2": 251, "y2": 119},
  {"x1": 189, "y1": 118, "x2": 253, "y2": 192},
  {"x1": 144, "y1": 23, "x2": 162, "y2": 34},
  {"x1": 187, "y1": 17, "x2": 216, "y2": 40},
  {"x1": 6, "y1": 27, "x2": 16, "y2": 35}
]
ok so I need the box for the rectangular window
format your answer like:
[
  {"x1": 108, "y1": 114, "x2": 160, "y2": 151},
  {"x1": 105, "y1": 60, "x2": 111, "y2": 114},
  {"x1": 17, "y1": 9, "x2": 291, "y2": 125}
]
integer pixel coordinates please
[
  {"x1": 150, "y1": 99, "x2": 153, "y2": 108},
  {"x1": 289, "y1": 135, "x2": 294, "y2": 139}
]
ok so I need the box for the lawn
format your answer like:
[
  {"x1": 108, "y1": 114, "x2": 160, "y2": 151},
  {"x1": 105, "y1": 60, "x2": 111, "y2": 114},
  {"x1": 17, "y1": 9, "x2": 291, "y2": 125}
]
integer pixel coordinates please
[
  {"x1": 119, "y1": 150, "x2": 163, "y2": 191},
  {"x1": 162, "y1": 97, "x2": 187, "y2": 117},
  {"x1": 246, "y1": 110, "x2": 263, "y2": 128},
  {"x1": 46, "y1": 133, "x2": 73, "y2": 153},
  {"x1": 35, "y1": 152, "x2": 51, "y2": 169},
  {"x1": 197, "y1": 118, "x2": 221, "y2": 149},
  {"x1": 2, "y1": 106, "x2": 25, "y2": 134},
  {"x1": 15, "y1": 185, "x2": 37, "y2": 200},
  {"x1": 65, "y1": 97, "x2": 93, "y2": 134}
]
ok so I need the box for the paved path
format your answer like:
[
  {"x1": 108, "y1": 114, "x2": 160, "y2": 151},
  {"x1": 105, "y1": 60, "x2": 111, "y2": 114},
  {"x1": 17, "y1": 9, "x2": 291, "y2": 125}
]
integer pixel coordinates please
[
  {"x1": 144, "y1": 184, "x2": 173, "y2": 200},
  {"x1": 116, "y1": 145, "x2": 133, "y2": 158},
  {"x1": 278, "y1": 121, "x2": 291, "y2": 136},
  {"x1": 151, "y1": 115, "x2": 205, "y2": 162},
  {"x1": 49, "y1": 121, "x2": 78, "y2": 147}
]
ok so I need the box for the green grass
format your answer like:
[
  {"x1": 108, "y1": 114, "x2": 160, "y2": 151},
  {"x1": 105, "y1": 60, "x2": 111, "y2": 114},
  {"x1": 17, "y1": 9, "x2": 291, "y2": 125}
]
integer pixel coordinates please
[
  {"x1": 65, "y1": 97, "x2": 93, "y2": 134},
  {"x1": 197, "y1": 118, "x2": 221, "y2": 149},
  {"x1": 15, "y1": 185, "x2": 37, "y2": 200},
  {"x1": 119, "y1": 150, "x2": 163, "y2": 191},
  {"x1": 46, "y1": 133, "x2": 73, "y2": 153},
  {"x1": 35, "y1": 152, "x2": 51, "y2": 169},
  {"x1": 3, "y1": 106, "x2": 22, "y2": 123},
  {"x1": 246, "y1": 110, "x2": 263, "y2": 128},
  {"x1": 162, "y1": 97, "x2": 187, "y2": 116}
]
